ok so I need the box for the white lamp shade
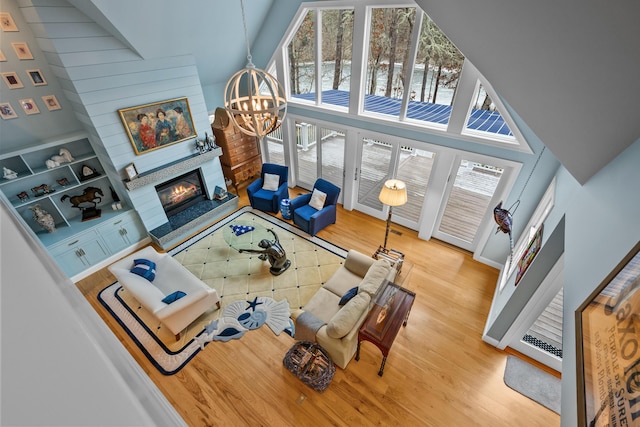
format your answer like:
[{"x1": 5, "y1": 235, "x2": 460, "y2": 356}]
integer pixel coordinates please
[{"x1": 378, "y1": 179, "x2": 407, "y2": 207}]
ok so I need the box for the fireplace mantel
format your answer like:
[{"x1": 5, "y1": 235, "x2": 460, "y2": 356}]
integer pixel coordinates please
[{"x1": 124, "y1": 148, "x2": 221, "y2": 191}]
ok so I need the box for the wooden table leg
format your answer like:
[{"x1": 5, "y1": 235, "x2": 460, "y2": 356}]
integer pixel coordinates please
[{"x1": 378, "y1": 355, "x2": 387, "y2": 376}]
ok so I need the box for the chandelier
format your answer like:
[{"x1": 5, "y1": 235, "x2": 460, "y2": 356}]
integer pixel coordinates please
[{"x1": 224, "y1": 0, "x2": 287, "y2": 139}]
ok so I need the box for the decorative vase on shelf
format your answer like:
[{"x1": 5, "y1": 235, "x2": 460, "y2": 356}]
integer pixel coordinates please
[{"x1": 30, "y1": 204, "x2": 56, "y2": 233}]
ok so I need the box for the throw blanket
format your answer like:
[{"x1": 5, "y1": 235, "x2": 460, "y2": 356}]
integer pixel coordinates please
[{"x1": 294, "y1": 311, "x2": 326, "y2": 342}]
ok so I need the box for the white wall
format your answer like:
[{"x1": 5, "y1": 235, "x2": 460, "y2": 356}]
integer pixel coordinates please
[
  {"x1": 0, "y1": 200, "x2": 184, "y2": 426},
  {"x1": 561, "y1": 137, "x2": 640, "y2": 426}
]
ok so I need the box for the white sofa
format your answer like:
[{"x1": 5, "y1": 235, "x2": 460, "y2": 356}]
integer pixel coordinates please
[
  {"x1": 291, "y1": 249, "x2": 396, "y2": 369},
  {"x1": 108, "y1": 246, "x2": 220, "y2": 340}
]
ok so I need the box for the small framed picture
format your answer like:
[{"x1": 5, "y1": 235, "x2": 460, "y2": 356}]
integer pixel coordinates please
[
  {"x1": 0, "y1": 50, "x2": 6, "y2": 61},
  {"x1": 124, "y1": 163, "x2": 139, "y2": 181},
  {"x1": 0, "y1": 12, "x2": 18, "y2": 31},
  {"x1": 12, "y1": 42, "x2": 33, "y2": 60},
  {"x1": 1, "y1": 72, "x2": 24, "y2": 89},
  {"x1": 19, "y1": 98, "x2": 40, "y2": 115},
  {"x1": 42, "y1": 95, "x2": 61, "y2": 111},
  {"x1": 26, "y1": 69, "x2": 46, "y2": 86},
  {"x1": 0, "y1": 102, "x2": 18, "y2": 120}
]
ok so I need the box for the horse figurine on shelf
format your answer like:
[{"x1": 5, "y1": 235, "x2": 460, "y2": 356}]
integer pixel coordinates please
[{"x1": 60, "y1": 186, "x2": 103, "y2": 208}]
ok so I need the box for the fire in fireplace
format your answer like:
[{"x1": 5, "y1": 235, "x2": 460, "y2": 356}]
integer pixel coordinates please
[{"x1": 155, "y1": 170, "x2": 206, "y2": 216}]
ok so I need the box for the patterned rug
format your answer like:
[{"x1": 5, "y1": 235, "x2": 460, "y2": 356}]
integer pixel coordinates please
[{"x1": 98, "y1": 207, "x2": 348, "y2": 374}]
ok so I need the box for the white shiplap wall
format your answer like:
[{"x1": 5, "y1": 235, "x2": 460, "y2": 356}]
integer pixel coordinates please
[{"x1": 20, "y1": 0, "x2": 225, "y2": 231}]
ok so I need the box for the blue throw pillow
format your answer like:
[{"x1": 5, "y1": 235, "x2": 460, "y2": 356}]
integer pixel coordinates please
[
  {"x1": 130, "y1": 258, "x2": 156, "y2": 282},
  {"x1": 162, "y1": 290, "x2": 186, "y2": 304},
  {"x1": 339, "y1": 286, "x2": 359, "y2": 306}
]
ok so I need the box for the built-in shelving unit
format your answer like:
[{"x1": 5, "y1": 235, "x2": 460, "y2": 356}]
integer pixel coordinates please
[{"x1": 0, "y1": 132, "x2": 147, "y2": 278}]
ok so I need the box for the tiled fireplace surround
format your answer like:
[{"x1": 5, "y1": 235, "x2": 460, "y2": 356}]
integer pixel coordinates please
[{"x1": 124, "y1": 149, "x2": 238, "y2": 249}]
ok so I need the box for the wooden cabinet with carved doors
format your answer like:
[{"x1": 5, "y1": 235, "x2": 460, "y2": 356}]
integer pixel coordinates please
[{"x1": 211, "y1": 108, "x2": 262, "y2": 192}]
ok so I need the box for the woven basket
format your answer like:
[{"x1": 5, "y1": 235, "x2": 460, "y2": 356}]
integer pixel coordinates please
[{"x1": 283, "y1": 341, "x2": 335, "y2": 392}]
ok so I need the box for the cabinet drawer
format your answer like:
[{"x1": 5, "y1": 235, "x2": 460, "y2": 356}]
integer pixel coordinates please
[
  {"x1": 227, "y1": 145, "x2": 260, "y2": 163},
  {"x1": 225, "y1": 134, "x2": 257, "y2": 149},
  {"x1": 245, "y1": 157, "x2": 263, "y2": 176}
]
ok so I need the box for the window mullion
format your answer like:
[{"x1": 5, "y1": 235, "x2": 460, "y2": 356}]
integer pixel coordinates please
[
  {"x1": 399, "y1": 9, "x2": 423, "y2": 121},
  {"x1": 349, "y1": 3, "x2": 368, "y2": 115},
  {"x1": 448, "y1": 59, "x2": 476, "y2": 134},
  {"x1": 314, "y1": 9, "x2": 322, "y2": 105}
]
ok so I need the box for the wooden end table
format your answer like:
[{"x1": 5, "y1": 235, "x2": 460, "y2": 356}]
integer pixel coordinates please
[
  {"x1": 355, "y1": 280, "x2": 415, "y2": 376},
  {"x1": 373, "y1": 246, "x2": 404, "y2": 274}
]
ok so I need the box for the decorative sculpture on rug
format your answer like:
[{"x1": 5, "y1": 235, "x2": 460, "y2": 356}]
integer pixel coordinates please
[
  {"x1": 238, "y1": 228, "x2": 291, "y2": 275},
  {"x1": 60, "y1": 186, "x2": 103, "y2": 221},
  {"x1": 29, "y1": 204, "x2": 56, "y2": 233}
]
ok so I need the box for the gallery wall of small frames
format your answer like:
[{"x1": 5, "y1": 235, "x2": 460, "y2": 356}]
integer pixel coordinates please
[{"x1": 0, "y1": 11, "x2": 62, "y2": 120}]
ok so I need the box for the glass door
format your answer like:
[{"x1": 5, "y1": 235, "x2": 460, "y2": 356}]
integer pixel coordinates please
[
  {"x1": 354, "y1": 134, "x2": 435, "y2": 230},
  {"x1": 433, "y1": 156, "x2": 504, "y2": 251},
  {"x1": 292, "y1": 120, "x2": 346, "y2": 201},
  {"x1": 354, "y1": 135, "x2": 395, "y2": 217},
  {"x1": 295, "y1": 120, "x2": 318, "y2": 189},
  {"x1": 393, "y1": 147, "x2": 435, "y2": 228},
  {"x1": 319, "y1": 128, "x2": 345, "y2": 194}
]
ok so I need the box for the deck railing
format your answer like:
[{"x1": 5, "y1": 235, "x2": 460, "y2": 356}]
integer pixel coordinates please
[{"x1": 266, "y1": 123, "x2": 343, "y2": 151}]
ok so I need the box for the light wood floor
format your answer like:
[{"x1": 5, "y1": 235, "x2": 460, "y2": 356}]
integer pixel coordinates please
[{"x1": 76, "y1": 185, "x2": 561, "y2": 427}]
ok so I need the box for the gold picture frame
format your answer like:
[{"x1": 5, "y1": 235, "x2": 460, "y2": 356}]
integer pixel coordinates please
[
  {"x1": 117, "y1": 97, "x2": 196, "y2": 155},
  {"x1": 576, "y1": 241, "x2": 640, "y2": 426}
]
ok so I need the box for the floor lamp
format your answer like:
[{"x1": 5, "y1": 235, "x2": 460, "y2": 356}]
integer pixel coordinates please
[{"x1": 378, "y1": 179, "x2": 407, "y2": 251}]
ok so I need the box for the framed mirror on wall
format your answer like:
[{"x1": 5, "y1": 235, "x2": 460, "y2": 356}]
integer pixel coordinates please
[{"x1": 576, "y1": 241, "x2": 640, "y2": 427}]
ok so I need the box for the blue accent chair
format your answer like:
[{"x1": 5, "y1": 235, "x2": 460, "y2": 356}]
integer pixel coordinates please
[
  {"x1": 290, "y1": 178, "x2": 341, "y2": 236},
  {"x1": 246, "y1": 163, "x2": 289, "y2": 213}
]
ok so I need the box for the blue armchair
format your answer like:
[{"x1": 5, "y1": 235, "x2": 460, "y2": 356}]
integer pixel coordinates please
[
  {"x1": 290, "y1": 178, "x2": 341, "y2": 236},
  {"x1": 246, "y1": 163, "x2": 289, "y2": 213}
]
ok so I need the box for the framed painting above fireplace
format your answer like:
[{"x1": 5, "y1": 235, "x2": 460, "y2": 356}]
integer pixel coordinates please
[{"x1": 118, "y1": 97, "x2": 196, "y2": 155}]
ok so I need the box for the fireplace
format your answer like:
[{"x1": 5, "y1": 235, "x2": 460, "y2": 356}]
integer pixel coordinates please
[{"x1": 155, "y1": 169, "x2": 206, "y2": 216}]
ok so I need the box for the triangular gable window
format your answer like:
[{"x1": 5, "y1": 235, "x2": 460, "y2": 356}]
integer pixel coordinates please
[{"x1": 277, "y1": 2, "x2": 530, "y2": 153}]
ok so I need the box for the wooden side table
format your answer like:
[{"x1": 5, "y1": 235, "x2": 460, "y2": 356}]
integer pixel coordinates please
[
  {"x1": 373, "y1": 246, "x2": 404, "y2": 274},
  {"x1": 355, "y1": 280, "x2": 415, "y2": 376}
]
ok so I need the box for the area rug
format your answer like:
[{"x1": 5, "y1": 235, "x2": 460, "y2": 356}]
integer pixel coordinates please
[
  {"x1": 503, "y1": 355, "x2": 561, "y2": 414},
  {"x1": 98, "y1": 206, "x2": 348, "y2": 374}
]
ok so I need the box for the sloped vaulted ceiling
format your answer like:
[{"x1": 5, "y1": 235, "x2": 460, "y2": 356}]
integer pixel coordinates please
[
  {"x1": 67, "y1": 0, "x2": 275, "y2": 92},
  {"x1": 416, "y1": 0, "x2": 640, "y2": 184}
]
